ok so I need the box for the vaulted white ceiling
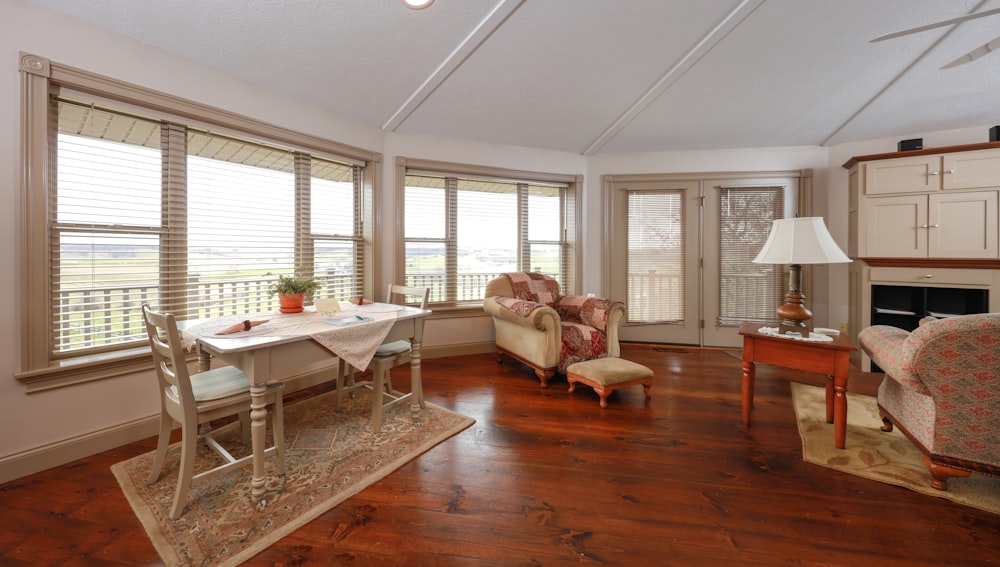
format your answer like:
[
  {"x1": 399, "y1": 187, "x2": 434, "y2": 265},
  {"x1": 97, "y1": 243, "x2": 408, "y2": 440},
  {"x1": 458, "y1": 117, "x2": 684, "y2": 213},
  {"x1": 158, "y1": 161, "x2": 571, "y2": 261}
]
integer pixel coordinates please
[{"x1": 25, "y1": 0, "x2": 1000, "y2": 155}]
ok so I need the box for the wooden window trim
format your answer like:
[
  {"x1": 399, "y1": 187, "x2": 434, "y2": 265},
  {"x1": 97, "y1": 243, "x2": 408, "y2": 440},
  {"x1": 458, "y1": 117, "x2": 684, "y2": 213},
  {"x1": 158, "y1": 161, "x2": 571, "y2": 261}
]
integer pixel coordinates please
[
  {"x1": 16, "y1": 52, "x2": 380, "y2": 392},
  {"x1": 394, "y1": 156, "x2": 582, "y2": 304}
]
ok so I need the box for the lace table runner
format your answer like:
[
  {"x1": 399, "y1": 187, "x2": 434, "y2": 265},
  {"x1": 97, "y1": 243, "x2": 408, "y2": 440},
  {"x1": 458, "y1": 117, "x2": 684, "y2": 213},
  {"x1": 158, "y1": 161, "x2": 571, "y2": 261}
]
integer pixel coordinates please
[{"x1": 182, "y1": 305, "x2": 398, "y2": 371}]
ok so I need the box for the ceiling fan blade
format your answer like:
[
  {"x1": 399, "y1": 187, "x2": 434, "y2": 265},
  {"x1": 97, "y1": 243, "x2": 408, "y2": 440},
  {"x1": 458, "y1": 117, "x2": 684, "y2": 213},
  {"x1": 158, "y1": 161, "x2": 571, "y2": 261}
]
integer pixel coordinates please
[
  {"x1": 941, "y1": 35, "x2": 1000, "y2": 69},
  {"x1": 871, "y1": 6, "x2": 1000, "y2": 42}
]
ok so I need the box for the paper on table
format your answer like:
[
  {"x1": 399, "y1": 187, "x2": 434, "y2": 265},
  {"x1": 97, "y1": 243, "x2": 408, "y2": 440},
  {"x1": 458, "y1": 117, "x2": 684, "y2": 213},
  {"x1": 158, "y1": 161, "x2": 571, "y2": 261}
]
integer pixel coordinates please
[
  {"x1": 315, "y1": 298, "x2": 341, "y2": 313},
  {"x1": 325, "y1": 314, "x2": 372, "y2": 326}
]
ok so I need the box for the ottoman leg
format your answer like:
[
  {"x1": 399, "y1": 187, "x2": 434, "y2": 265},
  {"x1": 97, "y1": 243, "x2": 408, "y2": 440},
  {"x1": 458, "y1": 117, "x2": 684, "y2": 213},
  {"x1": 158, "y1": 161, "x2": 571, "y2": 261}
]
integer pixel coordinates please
[
  {"x1": 596, "y1": 385, "x2": 609, "y2": 409},
  {"x1": 643, "y1": 380, "x2": 652, "y2": 399}
]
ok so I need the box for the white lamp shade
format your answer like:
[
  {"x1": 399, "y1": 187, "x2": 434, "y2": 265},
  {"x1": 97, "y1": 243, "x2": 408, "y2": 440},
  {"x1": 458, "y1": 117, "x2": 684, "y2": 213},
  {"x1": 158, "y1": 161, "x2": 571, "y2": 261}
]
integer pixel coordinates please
[{"x1": 752, "y1": 217, "x2": 851, "y2": 265}]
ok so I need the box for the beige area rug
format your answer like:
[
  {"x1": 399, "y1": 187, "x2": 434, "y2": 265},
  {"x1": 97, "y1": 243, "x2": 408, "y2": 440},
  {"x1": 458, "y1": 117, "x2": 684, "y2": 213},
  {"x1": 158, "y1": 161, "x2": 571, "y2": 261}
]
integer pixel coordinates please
[
  {"x1": 791, "y1": 382, "x2": 999, "y2": 515},
  {"x1": 112, "y1": 388, "x2": 475, "y2": 566}
]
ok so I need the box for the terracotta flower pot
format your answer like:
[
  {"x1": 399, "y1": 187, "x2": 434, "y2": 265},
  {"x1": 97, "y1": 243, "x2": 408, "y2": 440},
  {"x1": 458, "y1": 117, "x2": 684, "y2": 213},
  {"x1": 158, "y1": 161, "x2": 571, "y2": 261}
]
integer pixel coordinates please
[{"x1": 279, "y1": 292, "x2": 305, "y2": 313}]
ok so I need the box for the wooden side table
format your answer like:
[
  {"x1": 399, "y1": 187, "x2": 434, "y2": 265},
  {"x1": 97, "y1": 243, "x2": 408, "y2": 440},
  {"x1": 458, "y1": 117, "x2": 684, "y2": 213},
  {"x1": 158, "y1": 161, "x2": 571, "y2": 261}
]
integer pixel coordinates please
[{"x1": 738, "y1": 321, "x2": 857, "y2": 449}]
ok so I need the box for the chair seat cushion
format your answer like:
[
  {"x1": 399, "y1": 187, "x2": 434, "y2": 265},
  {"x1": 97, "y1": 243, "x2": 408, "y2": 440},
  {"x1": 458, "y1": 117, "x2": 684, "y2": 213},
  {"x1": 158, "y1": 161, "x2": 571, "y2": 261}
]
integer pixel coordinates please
[
  {"x1": 375, "y1": 340, "x2": 411, "y2": 357},
  {"x1": 181, "y1": 366, "x2": 250, "y2": 401}
]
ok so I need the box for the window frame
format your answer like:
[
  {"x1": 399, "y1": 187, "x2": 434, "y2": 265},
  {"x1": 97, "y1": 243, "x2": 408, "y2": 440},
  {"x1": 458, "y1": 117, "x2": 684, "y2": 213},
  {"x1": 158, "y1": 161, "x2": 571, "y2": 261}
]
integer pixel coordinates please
[
  {"x1": 394, "y1": 157, "x2": 581, "y2": 310},
  {"x1": 17, "y1": 52, "x2": 380, "y2": 392}
]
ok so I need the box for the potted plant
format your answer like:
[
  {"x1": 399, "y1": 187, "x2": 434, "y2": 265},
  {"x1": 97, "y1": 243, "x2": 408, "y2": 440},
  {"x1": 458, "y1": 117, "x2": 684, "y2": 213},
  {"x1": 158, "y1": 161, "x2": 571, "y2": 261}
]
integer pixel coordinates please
[{"x1": 268, "y1": 274, "x2": 320, "y2": 313}]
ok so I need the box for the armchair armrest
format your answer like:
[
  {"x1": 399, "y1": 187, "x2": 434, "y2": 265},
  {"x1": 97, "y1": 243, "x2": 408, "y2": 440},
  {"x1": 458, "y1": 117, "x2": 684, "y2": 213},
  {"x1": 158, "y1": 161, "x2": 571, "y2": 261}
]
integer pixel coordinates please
[
  {"x1": 556, "y1": 295, "x2": 623, "y2": 332},
  {"x1": 556, "y1": 295, "x2": 625, "y2": 358},
  {"x1": 483, "y1": 296, "x2": 560, "y2": 333},
  {"x1": 858, "y1": 324, "x2": 928, "y2": 393}
]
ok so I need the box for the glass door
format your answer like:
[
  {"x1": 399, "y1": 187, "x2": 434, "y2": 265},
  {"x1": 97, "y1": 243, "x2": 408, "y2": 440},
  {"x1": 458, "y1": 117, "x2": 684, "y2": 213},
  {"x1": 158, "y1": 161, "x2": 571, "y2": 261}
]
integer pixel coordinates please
[
  {"x1": 702, "y1": 179, "x2": 796, "y2": 347},
  {"x1": 608, "y1": 179, "x2": 701, "y2": 345}
]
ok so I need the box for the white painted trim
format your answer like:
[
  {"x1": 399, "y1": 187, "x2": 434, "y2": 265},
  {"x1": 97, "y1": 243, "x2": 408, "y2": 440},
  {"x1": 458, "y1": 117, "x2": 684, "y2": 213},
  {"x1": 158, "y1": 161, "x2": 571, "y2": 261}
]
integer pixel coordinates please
[{"x1": 0, "y1": 415, "x2": 161, "y2": 485}]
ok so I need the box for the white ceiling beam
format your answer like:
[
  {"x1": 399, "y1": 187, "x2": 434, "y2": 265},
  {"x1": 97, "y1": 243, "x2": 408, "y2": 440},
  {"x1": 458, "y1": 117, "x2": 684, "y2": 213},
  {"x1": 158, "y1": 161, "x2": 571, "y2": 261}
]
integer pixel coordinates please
[
  {"x1": 582, "y1": 0, "x2": 765, "y2": 156},
  {"x1": 383, "y1": 0, "x2": 526, "y2": 132}
]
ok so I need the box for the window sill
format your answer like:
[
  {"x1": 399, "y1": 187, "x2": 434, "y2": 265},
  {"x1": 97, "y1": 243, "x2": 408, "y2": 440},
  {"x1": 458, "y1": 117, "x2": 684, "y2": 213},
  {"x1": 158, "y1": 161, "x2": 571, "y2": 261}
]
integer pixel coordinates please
[
  {"x1": 16, "y1": 347, "x2": 155, "y2": 394},
  {"x1": 425, "y1": 303, "x2": 490, "y2": 319}
]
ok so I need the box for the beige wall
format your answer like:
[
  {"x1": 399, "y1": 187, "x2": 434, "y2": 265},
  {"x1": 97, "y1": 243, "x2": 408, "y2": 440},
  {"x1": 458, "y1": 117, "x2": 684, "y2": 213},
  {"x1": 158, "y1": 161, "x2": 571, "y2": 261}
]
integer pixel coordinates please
[{"x1": 1, "y1": 0, "x2": 995, "y2": 481}]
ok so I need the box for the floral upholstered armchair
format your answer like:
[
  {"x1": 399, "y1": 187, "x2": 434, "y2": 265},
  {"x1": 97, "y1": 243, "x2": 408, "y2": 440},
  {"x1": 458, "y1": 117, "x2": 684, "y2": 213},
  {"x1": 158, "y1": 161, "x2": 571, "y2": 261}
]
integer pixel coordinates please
[
  {"x1": 858, "y1": 313, "x2": 1000, "y2": 490},
  {"x1": 482, "y1": 272, "x2": 625, "y2": 387}
]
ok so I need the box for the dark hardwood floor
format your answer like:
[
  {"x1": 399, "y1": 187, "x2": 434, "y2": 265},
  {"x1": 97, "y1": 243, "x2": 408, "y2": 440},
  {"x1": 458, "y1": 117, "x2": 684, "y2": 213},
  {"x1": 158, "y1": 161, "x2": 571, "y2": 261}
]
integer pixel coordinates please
[{"x1": 1, "y1": 343, "x2": 997, "y2": 565}]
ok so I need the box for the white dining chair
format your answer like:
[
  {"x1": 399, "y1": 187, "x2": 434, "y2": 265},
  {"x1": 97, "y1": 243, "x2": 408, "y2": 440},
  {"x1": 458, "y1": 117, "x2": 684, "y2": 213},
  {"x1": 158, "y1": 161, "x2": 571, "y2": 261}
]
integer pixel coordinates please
[
  {"x1": 337, "y1": 284, "x2": 429, "y2": 430},
  {"x1": 142, "y1": 304, "x2": 286, "y2": 519}
]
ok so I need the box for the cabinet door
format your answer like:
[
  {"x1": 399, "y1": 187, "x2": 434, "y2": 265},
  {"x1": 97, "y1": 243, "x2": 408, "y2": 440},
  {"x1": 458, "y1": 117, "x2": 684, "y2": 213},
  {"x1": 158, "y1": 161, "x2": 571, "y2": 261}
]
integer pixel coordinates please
[
  {"x1": 865, "y1": 195, "x2": 926, "y2": 257},
  {"x1": 943, "y1": 148, "x2": 1000, "y2": 190},
  {"x1": 864, "y1": 155, "x2": 940, "y2": 195},
  {"x1": 928, "y1": 190, "x2": 998, "y2": 258}
]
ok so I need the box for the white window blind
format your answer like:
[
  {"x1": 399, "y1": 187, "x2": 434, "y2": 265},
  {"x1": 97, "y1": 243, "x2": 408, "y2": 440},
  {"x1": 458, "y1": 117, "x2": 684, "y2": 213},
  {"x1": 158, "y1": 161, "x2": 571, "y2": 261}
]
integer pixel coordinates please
[
  {"x1": 54, "y1": 102, "x2": 163, "y2": 355},
  {"x1": 184, "y1": 130, "x2": 296, "y2": 318},
  {"x1": 526, "y1": 184, "x2": 564, "y2": 277},
  {"x1": 403, "y1": 173, "x2": 568, "y2": 305},
  {"x1": 717, "y1": 186, "x2": 785, "y2": 326},
  {"x1": 310, "y1": 156, "x2": 364, "y2": 301},
  {"x1": 626, "y1": 190, "x2": 685, "y2": 324},
  {"x1": 456, "y1": 178, "x2": 518, "y2": 301},
  {"x1": 50, "y1": 99, "x2": 364, "y2": 357}
]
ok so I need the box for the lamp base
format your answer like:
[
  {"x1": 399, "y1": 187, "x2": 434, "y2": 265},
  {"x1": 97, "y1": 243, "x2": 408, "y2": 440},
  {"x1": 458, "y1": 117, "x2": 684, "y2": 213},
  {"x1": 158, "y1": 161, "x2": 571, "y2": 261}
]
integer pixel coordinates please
[
  {"x1": 775, "y1": 263, "x2": 813, "y2": 336},
  {"x1": 778, "y1": 319, "x2": 812, "y2": 336}
]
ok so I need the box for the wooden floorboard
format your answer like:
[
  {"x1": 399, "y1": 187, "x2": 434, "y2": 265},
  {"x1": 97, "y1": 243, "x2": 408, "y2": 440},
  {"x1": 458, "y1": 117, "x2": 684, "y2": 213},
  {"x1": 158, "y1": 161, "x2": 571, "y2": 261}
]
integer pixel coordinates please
[{"x1": 1, "y1": 344, "x2": 997, "y2": 565}]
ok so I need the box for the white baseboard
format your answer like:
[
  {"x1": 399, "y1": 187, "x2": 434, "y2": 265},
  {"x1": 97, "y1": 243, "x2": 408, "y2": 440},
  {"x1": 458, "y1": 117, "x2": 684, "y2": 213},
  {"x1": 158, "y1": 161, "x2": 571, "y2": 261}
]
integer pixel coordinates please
[
  {"x1": 0, "y1": 414, "x2": 161, "y2": 485},
  {"x1": 421, "y1": 341, "x2": 495, "y2": 359}
]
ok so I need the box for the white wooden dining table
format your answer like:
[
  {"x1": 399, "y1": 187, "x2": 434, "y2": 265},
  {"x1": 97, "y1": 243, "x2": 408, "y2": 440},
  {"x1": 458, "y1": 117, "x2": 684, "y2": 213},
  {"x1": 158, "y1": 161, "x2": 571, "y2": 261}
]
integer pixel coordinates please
[{"x1": 180, "y1": 302, "x2": 430, "y2": 505}]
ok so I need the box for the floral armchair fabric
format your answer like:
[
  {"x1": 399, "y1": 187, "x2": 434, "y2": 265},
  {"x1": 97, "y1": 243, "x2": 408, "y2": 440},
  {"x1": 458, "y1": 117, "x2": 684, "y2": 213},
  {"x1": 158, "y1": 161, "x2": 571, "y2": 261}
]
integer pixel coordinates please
[
  {"x1": 482, "y1": 272, "x2": 625, "y2": 387},
  {"x1": 858, "y1": 313, "x2": 1000, "y2": 490}
]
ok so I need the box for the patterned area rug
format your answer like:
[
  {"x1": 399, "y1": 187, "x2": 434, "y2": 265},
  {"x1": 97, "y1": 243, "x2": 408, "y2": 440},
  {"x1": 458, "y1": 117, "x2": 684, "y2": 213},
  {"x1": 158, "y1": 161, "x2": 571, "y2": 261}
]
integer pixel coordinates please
[
  {"x1": 112, "y1": 388, "x2": 475, "y2": 566},
  {"x1": 791, "y1": 382, "x2": 999, "y2": 514}
]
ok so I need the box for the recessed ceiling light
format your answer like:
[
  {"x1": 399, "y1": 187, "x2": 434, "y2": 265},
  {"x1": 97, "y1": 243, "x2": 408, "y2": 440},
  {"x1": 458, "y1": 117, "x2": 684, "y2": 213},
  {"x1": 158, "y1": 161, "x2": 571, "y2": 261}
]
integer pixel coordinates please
[{"x1": 403, "y1": 0, "x2": 434, "y2": 9}]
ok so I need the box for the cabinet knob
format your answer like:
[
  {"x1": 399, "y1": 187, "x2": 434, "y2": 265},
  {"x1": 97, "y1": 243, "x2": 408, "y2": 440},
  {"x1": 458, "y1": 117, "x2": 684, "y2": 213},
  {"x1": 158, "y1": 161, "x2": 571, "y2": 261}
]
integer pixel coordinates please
[
  {"x1": 928, "y1": 171, "x2": 941, "y2": 176},
  {"x1": 944, "y1": 169, "x2": 955, "y2": 174},
  {"x1": 923, "y1": 274, "x2": 933, "y2": 279}
]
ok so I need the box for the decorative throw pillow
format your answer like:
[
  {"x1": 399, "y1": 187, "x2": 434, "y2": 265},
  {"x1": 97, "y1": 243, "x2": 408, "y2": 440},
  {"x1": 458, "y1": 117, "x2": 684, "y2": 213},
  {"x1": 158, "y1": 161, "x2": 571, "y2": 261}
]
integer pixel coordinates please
[{"x1": 504, "y1": 272, "x2": 560, "y2": 308}]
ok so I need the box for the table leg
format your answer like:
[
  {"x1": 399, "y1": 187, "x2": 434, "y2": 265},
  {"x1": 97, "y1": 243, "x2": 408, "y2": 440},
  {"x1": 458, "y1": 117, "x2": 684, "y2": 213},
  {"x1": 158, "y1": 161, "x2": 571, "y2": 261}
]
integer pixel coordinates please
[
  {"x1": 833, "y1": 355, "x2": 850, "y2": 450},
  {"x1": 249, "y1": 383, "x2": 268, "y2": 503},
  {"x1": 741, "y1": 359, "x2": 755, "y2": 427},
  {"x1": 196, "y1": 345, "x2": 212, "y2": 373},
  {"x1": 825, "y1": 375, "x2": 835, "y2": 424},
  {"x1": 410, "y1": 337, "x2": 425, "y2": 419}
]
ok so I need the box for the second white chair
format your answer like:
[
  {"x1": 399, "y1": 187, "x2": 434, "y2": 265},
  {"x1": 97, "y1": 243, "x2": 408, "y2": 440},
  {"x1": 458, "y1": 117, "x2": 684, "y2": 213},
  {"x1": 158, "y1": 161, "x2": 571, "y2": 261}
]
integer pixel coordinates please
[{"x1": 337, "y1": 284, "x2": 429, "y2": 430}]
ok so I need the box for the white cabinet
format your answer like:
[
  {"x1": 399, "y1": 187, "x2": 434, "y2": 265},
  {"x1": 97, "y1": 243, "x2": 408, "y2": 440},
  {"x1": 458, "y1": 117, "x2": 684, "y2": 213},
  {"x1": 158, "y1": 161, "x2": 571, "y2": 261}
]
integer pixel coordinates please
[
  {"x1": 848, "y1": 144, "x2": 1000, "y2": 259},
  {"x1": 863, "y1": 147, "x2": 1000, "y2": 195},
  {"x1": 864, "y1": 154, "x2": 940, "y2": 195},
  {"x1": 864, "y1": 191, "x2": 998, "y2": 258},
  {"x1": 943, "y1": 148, "x2": 1000, "y2": 190},
  {"x1": 845, "y1": 143, "x2": 1000, "y2": 370}
]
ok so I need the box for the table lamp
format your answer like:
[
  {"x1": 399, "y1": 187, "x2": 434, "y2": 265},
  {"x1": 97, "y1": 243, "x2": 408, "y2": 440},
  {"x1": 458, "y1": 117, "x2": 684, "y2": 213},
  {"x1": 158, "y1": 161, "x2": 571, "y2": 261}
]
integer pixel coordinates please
[{"x1": 752, "y1": 217, "x2": 851, "y2": 335}]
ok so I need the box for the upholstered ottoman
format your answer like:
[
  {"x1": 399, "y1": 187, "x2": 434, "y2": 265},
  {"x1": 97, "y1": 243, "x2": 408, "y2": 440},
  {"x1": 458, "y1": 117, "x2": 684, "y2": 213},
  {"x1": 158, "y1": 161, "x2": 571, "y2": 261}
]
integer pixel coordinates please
[{"x1": 566, "y1": 358, "x2": 653, "y2": 408}]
